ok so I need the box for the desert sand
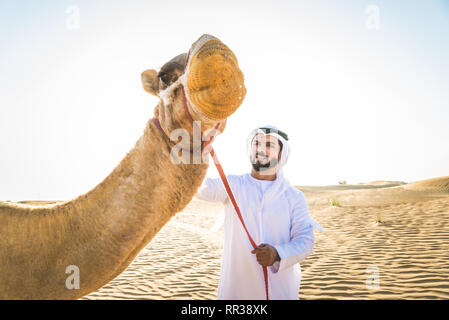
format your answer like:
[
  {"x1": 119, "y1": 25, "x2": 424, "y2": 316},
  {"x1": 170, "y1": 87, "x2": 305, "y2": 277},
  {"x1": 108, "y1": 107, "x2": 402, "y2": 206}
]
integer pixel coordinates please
[{"x1": 20, "y1": 176, "x2": 449, "y2": 299}]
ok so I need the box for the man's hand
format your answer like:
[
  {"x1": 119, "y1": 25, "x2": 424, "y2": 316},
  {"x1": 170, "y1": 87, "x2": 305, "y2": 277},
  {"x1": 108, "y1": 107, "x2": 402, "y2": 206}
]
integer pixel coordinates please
[{"x1": 251, "y1": 243, "x2": 280, "y2": 267}]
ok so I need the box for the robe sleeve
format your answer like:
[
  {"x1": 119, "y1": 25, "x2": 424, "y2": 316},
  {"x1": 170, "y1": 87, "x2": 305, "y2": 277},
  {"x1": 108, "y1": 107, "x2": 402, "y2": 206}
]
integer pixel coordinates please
[
  {"x1": 270, "y1": 190, "x2": 320, "y2": 274},
  {"x1": 195, "y1": 177, "x2": 228, "y2": 203}
]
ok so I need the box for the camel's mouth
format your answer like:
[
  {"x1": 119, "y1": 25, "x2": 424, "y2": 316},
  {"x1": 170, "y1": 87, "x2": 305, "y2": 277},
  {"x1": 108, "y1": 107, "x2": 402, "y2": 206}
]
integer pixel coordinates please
[
  {"x1": 156, "y1": 34, "x2": 246, "y2": 122},
  {"x1": 183, "y1": 34, "x2": 246, "y2": 121}
]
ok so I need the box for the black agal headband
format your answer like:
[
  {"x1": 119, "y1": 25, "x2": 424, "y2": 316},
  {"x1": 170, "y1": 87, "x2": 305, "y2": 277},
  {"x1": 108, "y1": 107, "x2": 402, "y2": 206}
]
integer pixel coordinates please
[{"x1": 258, "y1": 127, "x2": 289, "y2": 141}]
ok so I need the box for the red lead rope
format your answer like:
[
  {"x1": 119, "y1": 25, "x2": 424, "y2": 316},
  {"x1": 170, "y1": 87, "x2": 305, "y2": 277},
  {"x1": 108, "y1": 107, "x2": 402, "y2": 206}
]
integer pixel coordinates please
[
  {"x1": 153, "y1": 106, "x2": 270, "y2": 300},
  {"x1": 209, "y1": 148, "x2": 270, "y2": 300}
]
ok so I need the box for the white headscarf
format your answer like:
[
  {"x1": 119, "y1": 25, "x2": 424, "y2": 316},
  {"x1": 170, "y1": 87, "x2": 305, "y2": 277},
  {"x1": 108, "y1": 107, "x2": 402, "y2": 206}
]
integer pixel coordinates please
[{"x1": 246, "y1": 125, "x2": 291, "y2": 176}]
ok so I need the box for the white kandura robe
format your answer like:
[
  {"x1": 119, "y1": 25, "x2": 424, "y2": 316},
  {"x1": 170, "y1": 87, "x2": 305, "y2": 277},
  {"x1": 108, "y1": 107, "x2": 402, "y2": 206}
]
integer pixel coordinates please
[{"x1": 195, "y1": 172, "x2": 323, "y2": 300}]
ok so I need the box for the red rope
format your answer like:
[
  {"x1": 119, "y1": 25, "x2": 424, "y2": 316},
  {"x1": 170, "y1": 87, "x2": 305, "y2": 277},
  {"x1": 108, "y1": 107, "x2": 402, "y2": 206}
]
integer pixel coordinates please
[{"x1": 209, "y1": 148, "x2": 269, "y2": 300}]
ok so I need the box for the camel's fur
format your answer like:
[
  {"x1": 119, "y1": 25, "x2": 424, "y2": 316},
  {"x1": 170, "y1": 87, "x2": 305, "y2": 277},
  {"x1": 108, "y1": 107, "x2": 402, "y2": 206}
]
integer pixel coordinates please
[{"x1": 0, "y1": 35, "x2": 233, "y2": 299}]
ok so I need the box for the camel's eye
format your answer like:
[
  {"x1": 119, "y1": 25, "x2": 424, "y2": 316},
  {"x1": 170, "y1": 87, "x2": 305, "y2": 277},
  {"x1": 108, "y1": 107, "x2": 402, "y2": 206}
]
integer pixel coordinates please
[{"x1": 160, "y1": 73, "x2": 172, "y2": 85}]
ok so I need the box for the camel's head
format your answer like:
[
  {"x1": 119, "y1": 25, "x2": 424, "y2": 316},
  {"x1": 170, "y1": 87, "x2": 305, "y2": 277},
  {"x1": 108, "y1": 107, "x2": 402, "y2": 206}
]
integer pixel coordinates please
[{"x1": 141, "y1": 34, "x2": 246, "y2": 151}]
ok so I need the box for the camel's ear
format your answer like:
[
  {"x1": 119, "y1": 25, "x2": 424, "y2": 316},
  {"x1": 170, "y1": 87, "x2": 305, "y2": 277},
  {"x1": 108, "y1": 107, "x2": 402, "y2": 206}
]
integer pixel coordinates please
[{"x1": 141, "y1": 69, "x2": 160, "y2": 96}]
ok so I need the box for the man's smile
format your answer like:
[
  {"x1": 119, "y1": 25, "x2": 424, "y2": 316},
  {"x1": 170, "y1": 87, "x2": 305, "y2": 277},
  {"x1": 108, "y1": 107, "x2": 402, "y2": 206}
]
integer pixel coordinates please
[{"x1": 255, "y1": 153, "x2": 268, "y2": 160}]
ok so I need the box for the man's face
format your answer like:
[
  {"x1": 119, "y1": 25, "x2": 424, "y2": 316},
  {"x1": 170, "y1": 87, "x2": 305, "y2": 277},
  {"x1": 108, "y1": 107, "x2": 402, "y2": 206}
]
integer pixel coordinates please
[{"x1": 250, "y1": 133, "x2": 282, "y2": 172}]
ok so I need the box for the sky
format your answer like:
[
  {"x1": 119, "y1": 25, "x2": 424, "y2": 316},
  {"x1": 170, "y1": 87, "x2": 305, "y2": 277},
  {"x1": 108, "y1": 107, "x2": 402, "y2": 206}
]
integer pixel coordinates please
[{"x1": 0, "y1": 0, "x2": 448, "y2": 201}]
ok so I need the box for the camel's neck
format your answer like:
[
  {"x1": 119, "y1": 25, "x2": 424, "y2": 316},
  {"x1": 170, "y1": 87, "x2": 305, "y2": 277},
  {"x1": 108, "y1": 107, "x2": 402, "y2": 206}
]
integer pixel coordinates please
[{"x1": 69, "y1": 116, "x2": 209, "y2": 292}]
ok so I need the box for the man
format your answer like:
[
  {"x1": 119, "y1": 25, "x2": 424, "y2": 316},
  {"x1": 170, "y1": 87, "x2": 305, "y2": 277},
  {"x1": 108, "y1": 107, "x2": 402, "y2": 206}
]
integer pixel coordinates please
[{"x1": 196, "y1": 125, "x2": 323, "y2": 300}]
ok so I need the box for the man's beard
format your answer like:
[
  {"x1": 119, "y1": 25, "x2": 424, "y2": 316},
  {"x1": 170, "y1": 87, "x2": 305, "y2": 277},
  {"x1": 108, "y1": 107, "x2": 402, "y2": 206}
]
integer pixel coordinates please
[{"x1": 250, "y1": 153, "x2": 279, "y2": 172}]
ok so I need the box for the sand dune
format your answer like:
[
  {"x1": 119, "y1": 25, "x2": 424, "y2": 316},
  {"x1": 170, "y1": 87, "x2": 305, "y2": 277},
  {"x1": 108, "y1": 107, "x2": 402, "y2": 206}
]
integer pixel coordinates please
[
  {"x1": 359, "y1": 180, "x2": 406, "y2": 186},
  {"x1": 19, "y1": 176, "x2": 449, "y2": 299},
  {"x1": 404, "y1": 176, "x2": 449, "y2": 193}
]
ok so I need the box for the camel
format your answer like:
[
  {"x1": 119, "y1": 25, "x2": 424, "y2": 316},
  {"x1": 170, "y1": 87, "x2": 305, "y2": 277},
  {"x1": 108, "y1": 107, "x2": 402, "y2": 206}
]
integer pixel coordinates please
[{"x1": 0, "y1": 34, "x2": 246, "y2": 299}]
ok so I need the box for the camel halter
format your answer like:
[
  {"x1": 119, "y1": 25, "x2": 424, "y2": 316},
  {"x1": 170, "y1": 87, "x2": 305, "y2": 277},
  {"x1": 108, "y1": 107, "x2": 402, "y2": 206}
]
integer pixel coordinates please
[{"x1": 151, "y1": 48, "x2": 270, "y2": 301}]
